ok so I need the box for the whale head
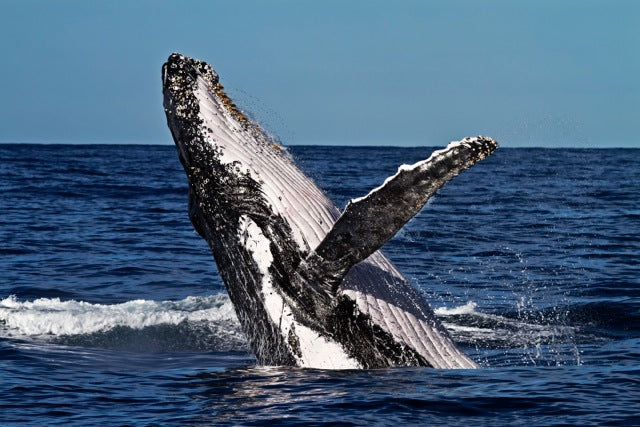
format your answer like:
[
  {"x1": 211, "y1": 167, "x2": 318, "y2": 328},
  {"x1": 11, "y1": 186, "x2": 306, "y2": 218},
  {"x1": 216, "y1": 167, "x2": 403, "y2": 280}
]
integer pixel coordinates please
[{"x1": 162, "y1": 52, "x2": 312, "y2": 247}]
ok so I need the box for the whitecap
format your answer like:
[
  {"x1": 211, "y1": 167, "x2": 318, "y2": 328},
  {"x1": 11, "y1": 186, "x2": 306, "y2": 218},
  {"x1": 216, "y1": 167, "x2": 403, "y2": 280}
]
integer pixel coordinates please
[{"x1": 0, "y1": 294, "x2": 241, "y2": 338}]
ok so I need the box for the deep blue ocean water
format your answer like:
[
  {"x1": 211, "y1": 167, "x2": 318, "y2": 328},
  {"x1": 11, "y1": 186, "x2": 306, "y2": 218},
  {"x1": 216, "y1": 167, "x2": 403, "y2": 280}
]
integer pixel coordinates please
[{"x1": 0, "y1": 144, "x2": 638, "y2": 425}]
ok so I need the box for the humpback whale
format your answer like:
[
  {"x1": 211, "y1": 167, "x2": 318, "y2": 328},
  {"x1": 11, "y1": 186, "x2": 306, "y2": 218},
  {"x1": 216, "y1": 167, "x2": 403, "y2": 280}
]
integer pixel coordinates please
[{"x1": 162, "y1": 53, "x2": 497, "y2": 369}]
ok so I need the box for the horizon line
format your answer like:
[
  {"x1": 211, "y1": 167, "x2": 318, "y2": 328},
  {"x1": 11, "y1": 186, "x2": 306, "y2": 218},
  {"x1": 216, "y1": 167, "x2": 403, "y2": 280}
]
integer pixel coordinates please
[{"x1": 1, "y1": 141, "x2": 639, "y2": 149}]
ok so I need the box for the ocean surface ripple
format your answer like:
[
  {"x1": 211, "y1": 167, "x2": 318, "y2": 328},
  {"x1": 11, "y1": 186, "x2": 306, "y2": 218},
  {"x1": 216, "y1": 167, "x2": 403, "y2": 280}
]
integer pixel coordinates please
[{"x1": 1, "y1": 144, "x2": 638, "y2": 425}]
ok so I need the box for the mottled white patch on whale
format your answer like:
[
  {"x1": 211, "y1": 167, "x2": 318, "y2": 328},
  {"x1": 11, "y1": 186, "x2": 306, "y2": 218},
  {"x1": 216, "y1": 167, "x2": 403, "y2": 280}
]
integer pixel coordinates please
[{"x1": 238, "y1": 215, "x2": 360, "y2": 369}]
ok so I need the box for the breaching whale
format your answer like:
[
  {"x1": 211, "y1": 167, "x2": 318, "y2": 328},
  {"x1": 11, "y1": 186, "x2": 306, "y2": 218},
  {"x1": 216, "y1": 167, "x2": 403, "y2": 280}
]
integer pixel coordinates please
[{"x1": 162, "y1": 53, "x2": 497, "y2": 369}]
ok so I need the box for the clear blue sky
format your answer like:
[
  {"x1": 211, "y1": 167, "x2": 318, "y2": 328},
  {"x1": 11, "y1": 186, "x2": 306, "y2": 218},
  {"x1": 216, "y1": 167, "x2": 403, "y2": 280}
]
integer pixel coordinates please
[{"x1": 1, "y1": 0, "x2": 638, "y2": 147}]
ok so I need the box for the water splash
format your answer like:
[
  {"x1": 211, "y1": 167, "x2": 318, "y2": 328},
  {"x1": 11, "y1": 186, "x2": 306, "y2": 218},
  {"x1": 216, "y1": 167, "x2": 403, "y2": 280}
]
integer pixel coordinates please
[{"x1": 436, "y1": 299, "x2": 583, "y2": 366}]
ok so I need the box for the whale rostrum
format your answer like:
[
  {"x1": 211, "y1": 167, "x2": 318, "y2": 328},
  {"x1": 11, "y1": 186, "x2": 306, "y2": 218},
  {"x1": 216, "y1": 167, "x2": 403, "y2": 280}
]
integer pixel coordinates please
[{"x1": 162, "y1": 53, "x2": 497, "y2": 369}]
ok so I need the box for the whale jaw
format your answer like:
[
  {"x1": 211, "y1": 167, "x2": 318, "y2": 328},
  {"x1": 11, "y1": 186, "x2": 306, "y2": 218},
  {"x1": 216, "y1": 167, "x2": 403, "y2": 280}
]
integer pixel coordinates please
[{"x1": 162, "y1": 52, "x2": 496, "y2": 369}]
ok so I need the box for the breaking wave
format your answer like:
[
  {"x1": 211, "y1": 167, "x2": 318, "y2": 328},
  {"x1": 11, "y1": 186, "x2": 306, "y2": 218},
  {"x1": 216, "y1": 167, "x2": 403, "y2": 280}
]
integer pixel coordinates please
[{"x1": 0, "y1": 294, "x2": 248, "y2": 351}]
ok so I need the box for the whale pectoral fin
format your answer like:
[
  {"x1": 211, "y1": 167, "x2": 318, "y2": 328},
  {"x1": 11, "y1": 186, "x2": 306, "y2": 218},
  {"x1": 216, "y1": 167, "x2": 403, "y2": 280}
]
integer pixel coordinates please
[
  {"x1": 296, "y1": 251, "x2": 352, "y2": 305},
  {"x1": 307, "y1": 136, "x2": 498, "y2": 293}
]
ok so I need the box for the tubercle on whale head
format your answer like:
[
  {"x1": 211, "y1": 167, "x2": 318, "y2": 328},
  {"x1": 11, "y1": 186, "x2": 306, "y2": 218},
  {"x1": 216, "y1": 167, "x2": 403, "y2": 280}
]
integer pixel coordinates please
[
  {"x1": 162, "y1": 53, "x2": 218, "y2": 118},
  {"x1": 163, "y1": 53, "x2": 250, "y2": 128}
]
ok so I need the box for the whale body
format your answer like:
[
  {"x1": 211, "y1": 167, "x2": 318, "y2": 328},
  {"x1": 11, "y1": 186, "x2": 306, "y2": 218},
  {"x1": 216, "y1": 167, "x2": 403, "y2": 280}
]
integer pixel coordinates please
[{"x1": 162, "y1": 53, "x2": 497, "y2": 369}]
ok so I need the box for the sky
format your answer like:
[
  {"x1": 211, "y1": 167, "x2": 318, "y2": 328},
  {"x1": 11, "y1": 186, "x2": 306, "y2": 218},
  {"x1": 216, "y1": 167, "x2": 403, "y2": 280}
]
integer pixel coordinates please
[{"x1": 1, "y1": 0, "x2": 638, "y2": 147}]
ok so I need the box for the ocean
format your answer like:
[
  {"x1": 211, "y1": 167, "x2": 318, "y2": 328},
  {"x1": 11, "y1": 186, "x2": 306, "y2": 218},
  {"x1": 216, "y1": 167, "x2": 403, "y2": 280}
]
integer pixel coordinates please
[{"x1": 1, "y1": 144, "x2": 638, "y2": 425}]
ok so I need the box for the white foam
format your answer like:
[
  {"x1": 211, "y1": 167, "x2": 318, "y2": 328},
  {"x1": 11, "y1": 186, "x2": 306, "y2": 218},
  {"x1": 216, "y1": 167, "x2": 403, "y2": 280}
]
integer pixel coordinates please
[
  {"x1": 434, "y1": 301, "x2": 478, "y2": 316},
  {"x1": 0, "y1": 294, "x2": 240, "y2": 338}
]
